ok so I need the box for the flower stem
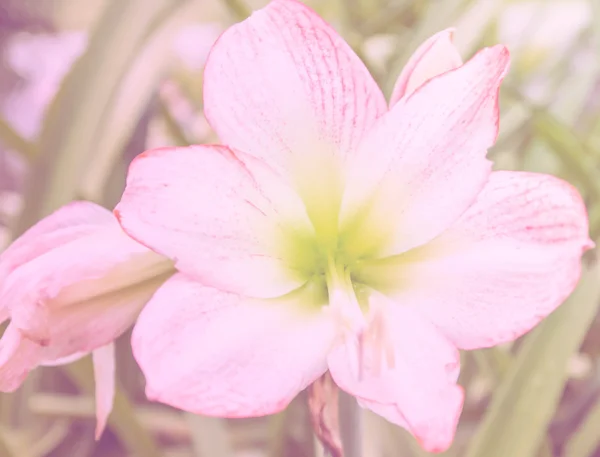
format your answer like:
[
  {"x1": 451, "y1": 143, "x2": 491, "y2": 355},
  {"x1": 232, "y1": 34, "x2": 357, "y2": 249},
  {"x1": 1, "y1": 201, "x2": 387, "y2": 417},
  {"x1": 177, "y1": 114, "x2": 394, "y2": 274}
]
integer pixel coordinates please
[{"x1": 339, "y1": 390, "x2": 361, "y2": 457}]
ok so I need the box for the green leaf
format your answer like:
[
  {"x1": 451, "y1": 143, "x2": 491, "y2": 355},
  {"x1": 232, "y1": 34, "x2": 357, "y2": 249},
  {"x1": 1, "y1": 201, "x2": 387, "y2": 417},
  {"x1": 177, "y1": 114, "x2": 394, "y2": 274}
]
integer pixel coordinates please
[
  {"x1": 531, "y1": 109, "x2": 600, "y2": 200},
  {"x1": 466, "y1": 263, "x2": 600, "y2": 457},
  {"x1": 221, "y1": 0, "x2": 250, "y2": 19},
  {"x1": 14, "y1": 0, "x2": 187, "y2": 234},
  {"x1": 79, "y1": 2, "x2": 197, "y2": 203},
  {"x1": 564, "y1": 396, "x2": 600, "y2": 457},
  {"x1": 503, "y1": 89, "x2": 600, "y2": 203},
  {"x1": 0, "y1": 116, "x2": 36, "y2": 160},
  {"x1": 471, "y1": 347, "x2": 513, "y2": 385}
]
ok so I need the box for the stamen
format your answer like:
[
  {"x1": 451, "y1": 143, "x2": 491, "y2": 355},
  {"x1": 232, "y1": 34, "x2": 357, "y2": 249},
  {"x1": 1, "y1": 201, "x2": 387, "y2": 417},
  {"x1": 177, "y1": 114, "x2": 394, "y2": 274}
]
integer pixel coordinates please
[
  {"x1": 357, "y1": 332, "x2": 365, "y2": 382},
  {"x1": 325, "y1": 254, "x2": 367, "y2": 380},
  {"x1": 325, "y1": 255, "x2": 365, "y2": 337},
  {"x1": 358, "y1": 296, "x2": 397, "y2": 380},
  {"x1": 383, "y1": 323, "x2": 396, "y2": 370},
  {"x1": 325, "y1": 256, "x2": 396, "y2": 381}
]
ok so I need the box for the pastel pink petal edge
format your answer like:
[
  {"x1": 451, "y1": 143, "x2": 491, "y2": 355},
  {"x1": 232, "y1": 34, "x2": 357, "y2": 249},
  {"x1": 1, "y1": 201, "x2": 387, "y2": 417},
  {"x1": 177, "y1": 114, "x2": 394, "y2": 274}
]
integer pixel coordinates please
[
  {"x1": 0, "y1": 201, "x2": 113, "y2": 321},
  {"x1": 341, "y1": 45, "x2": 509, "y2": 258},
  {"x1": 115, "y1": 145, "x2": 309, "y2": 298},
  {"x1": 390, "y1": 28, "x2": 463, "y2": 106},
  {"x1": 1, "y1": 223, "x2": 160, "y2": 364},
  {"x1": 328, "y1": 298, "x2": 463, "y2": 452},
  {"x1": 132, "y1": 273, "x2": 337, "y2": 417},
  {"x1": 398, "y1": 171, "x2": 593, "y2": 349},
  {"x1": 203, "y1": 0, "x2": 387, "y2": 181}
]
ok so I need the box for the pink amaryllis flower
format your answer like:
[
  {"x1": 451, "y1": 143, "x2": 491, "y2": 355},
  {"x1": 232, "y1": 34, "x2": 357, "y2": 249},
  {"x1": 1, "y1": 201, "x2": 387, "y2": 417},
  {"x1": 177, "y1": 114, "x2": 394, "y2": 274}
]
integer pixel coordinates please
[
  {"x1": 0, "y1": 202, "x2": 174, "y2": 437},
  {"x1": 115, "y1": 0, "x2": 592, "y2": 451}
]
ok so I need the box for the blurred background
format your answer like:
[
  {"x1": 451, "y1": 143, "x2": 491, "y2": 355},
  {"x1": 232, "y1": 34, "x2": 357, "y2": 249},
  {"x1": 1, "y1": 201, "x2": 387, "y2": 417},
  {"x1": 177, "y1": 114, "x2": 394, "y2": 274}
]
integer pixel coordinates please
[{"x1": 1, "y1": 0, "x2": 600, "y2": 456}]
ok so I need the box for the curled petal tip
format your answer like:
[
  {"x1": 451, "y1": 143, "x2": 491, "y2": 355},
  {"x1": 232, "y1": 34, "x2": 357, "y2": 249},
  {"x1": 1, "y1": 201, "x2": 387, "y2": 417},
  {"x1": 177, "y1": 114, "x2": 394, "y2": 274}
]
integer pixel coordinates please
[
  {"x1": 94, "y1": 425, "x2": 104, "y2": 441},
  {"x1": 414, "y1": 385, "x2": 464, "y2": 454},
  {"x1": 484, "y1": 44, "x2": 511, "y2": 77},
  {"x1": 389, "y1": 28, "x2": 464, "y2": 104}
]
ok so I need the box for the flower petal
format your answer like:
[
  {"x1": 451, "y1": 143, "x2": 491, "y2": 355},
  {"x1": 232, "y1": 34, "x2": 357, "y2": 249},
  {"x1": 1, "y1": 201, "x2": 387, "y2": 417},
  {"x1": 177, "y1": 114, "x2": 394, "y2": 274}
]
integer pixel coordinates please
[
  {"x1": 203, "y1": 0, "x2": 386, "y2": 189},
  {"x1": 389, "y1": 29, "x2": 463, "y2": 106},
  {"x1": 340, "y1": 46, "x2": 509, "y2": 259},
  {"x1": 1, "y1": 222, "x2": 169, "y2": 362},
  {"x1": 1, "y1": 201, "x2": 113, "y2": 272},
  {"x1": 0, "y1": 202, "x2": 113, "y2": 321},
  {"x1": 93, "y1": 342, "x2": 116, "y2": 440},
  {"x1": 371, "y1": 171, "x2": 592, "y2": 350},
  {"x1": 0, "y1": 323, "x2": 42, "y2": 391},
  {"x1": 132, "y1": 273, "x2": 337, "y2": 417},
  {"x1": 116, "y1": 145, "x2": 313, "y2": 298},
  {"x1": 328, "y1": 296, "x2": 463, "y2": 453},
  {"x1": 41, "y1": 351, "x2": 87, "y2": 367}
]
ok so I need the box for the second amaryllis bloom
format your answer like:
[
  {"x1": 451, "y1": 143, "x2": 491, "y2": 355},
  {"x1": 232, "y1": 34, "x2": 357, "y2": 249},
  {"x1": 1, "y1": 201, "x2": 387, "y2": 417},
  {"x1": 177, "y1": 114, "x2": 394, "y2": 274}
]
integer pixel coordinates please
[
  {"x1": 115, "y1": 0, "x2": 592, "y2": 452},
  {"x1": 0, "y1": 201, "x2": 174, "y2": 437}
]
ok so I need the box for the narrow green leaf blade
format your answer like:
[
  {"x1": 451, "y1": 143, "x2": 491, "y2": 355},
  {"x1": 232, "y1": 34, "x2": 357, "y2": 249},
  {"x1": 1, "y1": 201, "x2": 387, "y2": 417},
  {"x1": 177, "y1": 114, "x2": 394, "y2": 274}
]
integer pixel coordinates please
[
  {"x1": 0, "y1": 116, "x2": 36, "y2": 159},
  {"x1": 15, "y1": 0, "x2": 186, "y2": 233},
  {"x1": 531, "y1": 109, "x2": 600, "y2": 201},
  {"x1": 564, "y1": 396, "x2": 600, "y2": 457},
  {"x1": 466, "y1": 263, "x2": 600, "y2": 457},
  {"x1": 79, "y1": 2, "x2": 196, "y2": 203}
]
